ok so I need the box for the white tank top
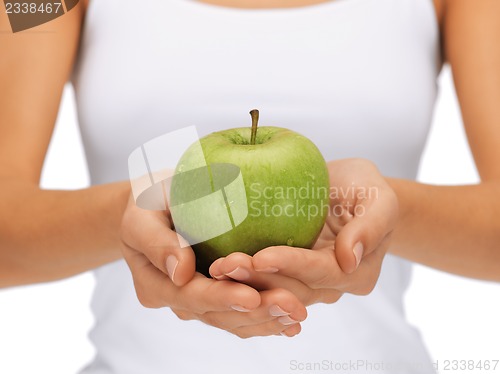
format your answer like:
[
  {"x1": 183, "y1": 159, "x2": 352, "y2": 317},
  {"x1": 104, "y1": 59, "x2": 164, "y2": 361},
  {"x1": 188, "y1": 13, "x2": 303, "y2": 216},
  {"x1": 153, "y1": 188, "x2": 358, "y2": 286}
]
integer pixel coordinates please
[{"x1": 73, "y1": 0, "x2": 440, "y2": 373}]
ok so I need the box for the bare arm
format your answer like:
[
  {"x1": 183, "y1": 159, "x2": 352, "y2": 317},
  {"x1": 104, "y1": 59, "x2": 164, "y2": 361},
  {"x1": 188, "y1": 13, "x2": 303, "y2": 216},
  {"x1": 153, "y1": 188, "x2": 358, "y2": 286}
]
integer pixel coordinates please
[
  {"x1": 389, "y1": 0, "x2": 500, "y2": 281},
  {"x1": 0, "y1": 3, "x2": 129, "y2": 287}
]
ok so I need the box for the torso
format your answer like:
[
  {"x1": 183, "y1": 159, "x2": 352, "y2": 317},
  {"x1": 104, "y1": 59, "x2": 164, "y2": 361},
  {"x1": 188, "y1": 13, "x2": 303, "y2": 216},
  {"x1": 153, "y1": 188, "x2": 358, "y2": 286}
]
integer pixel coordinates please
[{"x1": 73, "y1": 1, "x2": 441, "y2": 372}]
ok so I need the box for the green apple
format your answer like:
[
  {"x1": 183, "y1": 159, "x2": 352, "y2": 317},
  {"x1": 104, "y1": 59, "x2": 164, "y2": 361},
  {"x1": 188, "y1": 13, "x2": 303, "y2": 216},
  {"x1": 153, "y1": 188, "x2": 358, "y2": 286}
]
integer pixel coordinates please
[{"x1": 169, "y1": 110, "x2": 330, "y2": 275}]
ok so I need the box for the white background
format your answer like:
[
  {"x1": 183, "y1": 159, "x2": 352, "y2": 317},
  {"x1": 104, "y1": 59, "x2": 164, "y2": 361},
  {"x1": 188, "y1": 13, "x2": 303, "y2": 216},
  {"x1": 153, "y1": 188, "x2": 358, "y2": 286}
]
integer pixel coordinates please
[{"x1": 0, "y1": 67, "x2": 499, "y2": 373}]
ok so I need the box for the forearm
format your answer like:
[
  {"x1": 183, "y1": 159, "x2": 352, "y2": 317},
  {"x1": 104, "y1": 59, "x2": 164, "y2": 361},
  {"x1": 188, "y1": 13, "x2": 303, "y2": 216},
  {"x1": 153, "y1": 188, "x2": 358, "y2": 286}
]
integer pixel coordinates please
[
  {"x1": 388, "y1": 178, "x2": 500, "y2": 281},
  {"x1": 0, "y1": 179, "x2": 130, "y2": 287}
]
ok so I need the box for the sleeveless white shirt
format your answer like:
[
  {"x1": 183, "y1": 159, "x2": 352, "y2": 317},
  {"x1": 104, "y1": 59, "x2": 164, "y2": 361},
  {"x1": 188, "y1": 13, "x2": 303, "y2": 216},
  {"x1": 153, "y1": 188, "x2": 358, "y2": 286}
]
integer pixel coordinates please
[{"x1": 73, "y1": 0, "x2": 441, "y2": 373}]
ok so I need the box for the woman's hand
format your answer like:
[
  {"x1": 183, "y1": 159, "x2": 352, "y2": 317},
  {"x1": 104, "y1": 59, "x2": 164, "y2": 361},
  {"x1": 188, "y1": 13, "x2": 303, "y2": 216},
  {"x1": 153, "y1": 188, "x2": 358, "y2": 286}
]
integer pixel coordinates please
[
  {"x1": 120, "y1": 196, "x2": 307, "y2": 338},
  {"x1": 210, "y1": 159, "x2": 398, "y2": 305}
]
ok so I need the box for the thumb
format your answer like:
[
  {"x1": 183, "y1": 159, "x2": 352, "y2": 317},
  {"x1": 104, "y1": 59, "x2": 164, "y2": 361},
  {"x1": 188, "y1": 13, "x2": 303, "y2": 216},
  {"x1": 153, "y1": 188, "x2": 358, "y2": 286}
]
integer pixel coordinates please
[
  {"x1": 121, "y1": 203, "x2": 196, "y2": 287},
  {"x1": 334, "y1": 193, "x2": 398, "y2": 274},
  {"x1": 160, "y1": 230, "x2": 197, "y2": 287}
]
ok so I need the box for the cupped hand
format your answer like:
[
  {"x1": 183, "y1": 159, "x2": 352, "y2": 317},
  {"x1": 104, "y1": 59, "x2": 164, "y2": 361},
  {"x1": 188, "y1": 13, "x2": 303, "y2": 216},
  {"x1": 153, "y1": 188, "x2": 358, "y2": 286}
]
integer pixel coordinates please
[
  {"x1": 210, "y1": 158, "x2": 398, "y2": 304},
  {"x1": 120, "y1": 196, "x2": 307, "y2": 338}
]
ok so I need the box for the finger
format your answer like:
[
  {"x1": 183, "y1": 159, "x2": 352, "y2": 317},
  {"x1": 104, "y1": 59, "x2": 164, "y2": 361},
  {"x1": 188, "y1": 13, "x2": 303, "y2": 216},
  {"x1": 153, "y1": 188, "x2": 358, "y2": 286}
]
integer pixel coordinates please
[
  {"x1": 121, "y1": 201, "x2": 196, "y2": 286},
  {"x1": 339, "y1": 234, "x2": 390, "y2": 295},
  {"x1": 212, "y1": 252, "x2": 326, "y2": 304},
  {"x1": 334, "y1": 189, "x2": 398, "y2": 274},
  {"x1": 123, "y1": 244, "x2": 261, "y2": 312},
  {"x1": 233, "y1": 288, "x2": 306, "y2": 338},
  {"x1": 176, "y1": 273, "x2": 261, "y2": 314},
  {"x1": 231, "y1": 317, "x2": 302, "y2": 339},
  {"x1": 203, "y1": 288, "x2": 307, "y2": 338},
  {"x1": 252, "y1": 245, "x2": 344, "y2": 290},
  {"x1": 214, "y1": 252, "x2": 318, "y2": 305},
  {"x1": 209, "y1": 252, "x2": 253, "y2": 282},
  {"x1": 279, "y1": 323, "x2": 302, "y2": 338},
  {"x1": 209, "y1": 257, "x2": 231, "y2": 280},
  {"x1": 122, "y1": 243, "x2": 179, "y2": 308}
]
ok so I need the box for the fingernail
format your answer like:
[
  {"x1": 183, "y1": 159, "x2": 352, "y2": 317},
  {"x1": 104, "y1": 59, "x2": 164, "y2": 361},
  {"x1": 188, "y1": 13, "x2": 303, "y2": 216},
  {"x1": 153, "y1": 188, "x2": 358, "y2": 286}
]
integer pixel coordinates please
[
  {"x1": 166, "y1": 255, "x2": 178, "y2": 283},
  {"x1": 353, "y1": 242, "x2": 364, "y2": 269},
  {"x1": 255, "y1": 267, "x2": 279, "y2": 273},
  {"x1": 177, "y1": 235, "x2": 190, "y2": 248},
  {"x1": 269, "y1": 305, "x2": 290, "y2": 317},
  {"x1": 231, "y1": 305, "x2": 251, "y2": 312},
  {"x1": 225, "y1": 266, "x2": 250, "y2": 281},
  {"x1": 212, "y1": 274, "x2": 229, "y2": 280},
  {"x1": 278, "y1": 316, "x2": 299, "y2": 325}
]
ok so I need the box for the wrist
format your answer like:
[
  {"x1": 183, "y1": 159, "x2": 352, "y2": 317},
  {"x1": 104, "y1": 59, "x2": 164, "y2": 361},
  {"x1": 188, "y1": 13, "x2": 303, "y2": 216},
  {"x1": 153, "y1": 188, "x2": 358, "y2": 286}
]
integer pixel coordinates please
[{"x1": 384, "y1": 177, "x2": 417, "y2": 255}]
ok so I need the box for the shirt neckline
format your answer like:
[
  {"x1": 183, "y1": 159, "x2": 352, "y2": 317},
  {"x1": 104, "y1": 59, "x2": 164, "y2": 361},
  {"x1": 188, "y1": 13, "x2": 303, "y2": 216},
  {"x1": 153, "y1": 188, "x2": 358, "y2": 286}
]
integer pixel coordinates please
[{"x1": 175, "y1": 0, "x2": 366, "y2": 16}]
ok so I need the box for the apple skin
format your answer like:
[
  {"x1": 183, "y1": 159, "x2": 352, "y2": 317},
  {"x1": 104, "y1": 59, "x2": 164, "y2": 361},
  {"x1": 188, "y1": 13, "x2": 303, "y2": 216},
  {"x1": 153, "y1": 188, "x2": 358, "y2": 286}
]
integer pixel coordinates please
[{"x1": 170, "y1": 126, "x2": 330, "y2": 275}]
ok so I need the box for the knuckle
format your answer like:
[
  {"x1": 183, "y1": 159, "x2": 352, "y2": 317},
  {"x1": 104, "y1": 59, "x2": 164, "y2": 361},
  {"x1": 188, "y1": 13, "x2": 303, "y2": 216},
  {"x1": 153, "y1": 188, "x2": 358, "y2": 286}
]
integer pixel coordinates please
[
  {"x1": 307, "y1": 289, "x2": 342, "y2": 305},
  {"x1": 133, "y1": 276, "x2": 166, "y2": 309},
  {"x1": 172, "y1": 309, "x2": 192, "y2": 322},
  {"x1": 136, "y1": 288, "x2": 160, "y2": 309},
  {"x1": 311, "y1": 251, "x2": 337, "y2": 288},
  {"x1": 233, "y1": 330, "x2": 251, "y2": 340},
  {"x1": 301, "y1": 289, "x2": 318, "y2": 306},
  {"x1": 269, "y1": 287, "x2": 293, "y2": 302},
  {"x1": 361, "y1": 267, "x2": 382, "y2": 295},
  {"x1": 324, "y1": 291, "x2": 342, "y2": 304},
  {"x1": 322, "y1": 290, "x2": 343, "y2": 304},
  {"x1": 352, "y1": 281, "x2": 376, "y2": 296}
]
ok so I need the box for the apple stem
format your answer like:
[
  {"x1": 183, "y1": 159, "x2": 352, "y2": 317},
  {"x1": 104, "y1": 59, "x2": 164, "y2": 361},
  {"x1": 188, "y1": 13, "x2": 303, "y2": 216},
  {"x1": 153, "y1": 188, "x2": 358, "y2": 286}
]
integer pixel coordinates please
[{"x1": 250, "y1": 109, "x2": 259, "y2": 145}]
